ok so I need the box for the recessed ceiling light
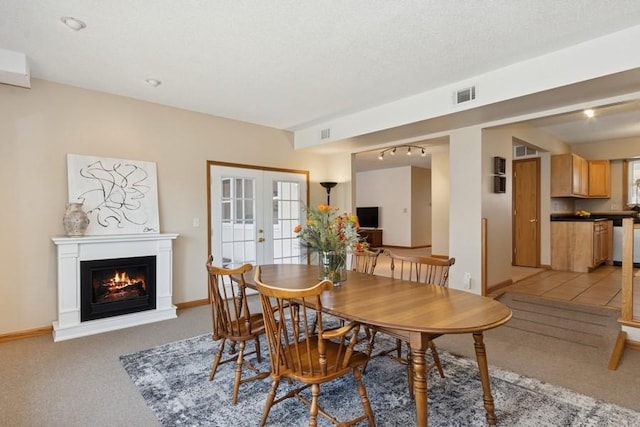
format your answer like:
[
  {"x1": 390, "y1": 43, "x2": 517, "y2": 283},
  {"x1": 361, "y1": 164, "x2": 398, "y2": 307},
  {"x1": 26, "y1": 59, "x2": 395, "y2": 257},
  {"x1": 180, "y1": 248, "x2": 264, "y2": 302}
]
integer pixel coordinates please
[
  {"x1": 61, "y1": 17, "x2": 86, "y2": 31},
  {"x1": 584, "y1": 109, "x2": 595, "y2": 118},
  {"x1": 145, "y1": 79, "x2": 162, "y2": 87}
]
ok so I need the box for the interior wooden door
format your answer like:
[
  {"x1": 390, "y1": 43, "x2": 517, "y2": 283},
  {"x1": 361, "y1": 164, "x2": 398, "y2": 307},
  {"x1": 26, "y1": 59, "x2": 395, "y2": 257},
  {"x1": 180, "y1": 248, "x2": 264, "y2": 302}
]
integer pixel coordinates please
[{"x1": 512, "y1": 158, "x2": 540, "y2": 267}]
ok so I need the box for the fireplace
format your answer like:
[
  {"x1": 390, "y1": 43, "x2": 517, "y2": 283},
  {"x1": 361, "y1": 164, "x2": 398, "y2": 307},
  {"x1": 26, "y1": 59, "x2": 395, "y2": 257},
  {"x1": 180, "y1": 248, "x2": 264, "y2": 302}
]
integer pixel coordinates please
[
  {"x1": 52, "y1": 233, "x2": 178, "y2": 341},
  {"x1": 81, "y1": 256, "x2": 156, "y2": 321}
]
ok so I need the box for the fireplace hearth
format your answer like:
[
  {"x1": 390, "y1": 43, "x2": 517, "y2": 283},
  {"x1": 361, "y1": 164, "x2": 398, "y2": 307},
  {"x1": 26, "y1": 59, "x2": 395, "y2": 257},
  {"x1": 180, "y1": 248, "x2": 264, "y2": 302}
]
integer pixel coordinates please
[
  {"x1": 52, "y1": 233, "x2": 178, "y2": 341},
  {"x1": 81, "y1": 256, "x2": 156, "y2": 321}
]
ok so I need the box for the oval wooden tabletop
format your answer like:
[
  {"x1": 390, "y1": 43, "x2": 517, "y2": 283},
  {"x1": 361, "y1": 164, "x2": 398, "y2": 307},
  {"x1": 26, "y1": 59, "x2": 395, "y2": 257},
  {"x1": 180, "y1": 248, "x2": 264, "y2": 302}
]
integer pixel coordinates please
[{"x1": 253, "y1": 264, "x2": 512, "y2": 335}]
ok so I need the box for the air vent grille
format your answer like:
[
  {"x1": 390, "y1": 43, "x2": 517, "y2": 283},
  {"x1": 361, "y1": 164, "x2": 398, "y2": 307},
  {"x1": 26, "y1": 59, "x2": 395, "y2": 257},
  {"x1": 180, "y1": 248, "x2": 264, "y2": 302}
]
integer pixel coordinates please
[
  {"x1": 320, "y1": 128, "x2": 331, "y2": 140},
  {"x1": 513, "y1": 145, "x2": 538, "y2": 158},
  {"x1": 454, "y1": 85, "x2": 477, "y2": 105}
]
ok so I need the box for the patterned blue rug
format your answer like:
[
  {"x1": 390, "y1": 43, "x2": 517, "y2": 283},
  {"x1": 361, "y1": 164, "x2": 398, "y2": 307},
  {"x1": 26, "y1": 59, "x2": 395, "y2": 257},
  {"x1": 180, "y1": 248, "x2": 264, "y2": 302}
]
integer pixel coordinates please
[{"x1": 120, "y1": 334, "x2": 640, "y2": 426}]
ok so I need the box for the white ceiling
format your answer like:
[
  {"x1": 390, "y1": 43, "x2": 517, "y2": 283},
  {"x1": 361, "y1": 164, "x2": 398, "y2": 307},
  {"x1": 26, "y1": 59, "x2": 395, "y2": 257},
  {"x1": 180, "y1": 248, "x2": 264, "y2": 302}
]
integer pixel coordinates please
[{"x1": 3, "y1": 1, "x2": 640, "y2": 170}]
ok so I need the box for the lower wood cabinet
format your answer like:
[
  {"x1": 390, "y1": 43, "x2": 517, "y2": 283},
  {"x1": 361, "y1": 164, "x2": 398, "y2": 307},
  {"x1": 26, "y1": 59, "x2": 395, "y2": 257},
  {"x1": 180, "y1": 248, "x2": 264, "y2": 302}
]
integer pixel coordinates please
[
  {"x1": 359, "y1": 229, "x2": 383, "y2": 248},
  {"x1": 551, "y1": 220, "x2": 612, "y2": 273}
]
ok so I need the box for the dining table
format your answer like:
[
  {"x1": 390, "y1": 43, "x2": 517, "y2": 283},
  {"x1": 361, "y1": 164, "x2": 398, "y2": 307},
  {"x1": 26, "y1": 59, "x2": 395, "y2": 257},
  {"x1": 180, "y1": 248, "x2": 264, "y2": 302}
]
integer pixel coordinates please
[{"x1": 249, "y1": 263, "x2": 512, "y2": 427}]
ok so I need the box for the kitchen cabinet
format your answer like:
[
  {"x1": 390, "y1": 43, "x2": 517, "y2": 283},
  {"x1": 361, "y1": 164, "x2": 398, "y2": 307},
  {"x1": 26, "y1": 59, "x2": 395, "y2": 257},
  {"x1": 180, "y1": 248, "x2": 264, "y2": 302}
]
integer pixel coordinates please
[
  {"x1": 588, "y1": 160, "x2": 611, "y2": 198},
  {"x1": 551, "y1": 154, "x2": 610, "y2": 198},
  {"x1": 551, "y1": 154, "x2": 588, "y2": 197},
  {"x1": 593, "y1": 220, "x2": 611, "y2": 266},
  {"x1": 551, "y1": 220, "x2": 612, "y2": 272}
]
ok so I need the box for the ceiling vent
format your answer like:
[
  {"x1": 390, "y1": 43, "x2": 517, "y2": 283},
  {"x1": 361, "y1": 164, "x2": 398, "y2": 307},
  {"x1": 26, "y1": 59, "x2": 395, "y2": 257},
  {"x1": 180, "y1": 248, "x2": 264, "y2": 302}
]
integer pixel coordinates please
[
  {"x1": 513, "y1": 145, "x2": 538, "y2": 158},
  {"x1": 320, "y1": 128, "x2": 331, "y2": 140},
  {"x1": 454, "y1": 85, "x2": 476, "y2": 105}
]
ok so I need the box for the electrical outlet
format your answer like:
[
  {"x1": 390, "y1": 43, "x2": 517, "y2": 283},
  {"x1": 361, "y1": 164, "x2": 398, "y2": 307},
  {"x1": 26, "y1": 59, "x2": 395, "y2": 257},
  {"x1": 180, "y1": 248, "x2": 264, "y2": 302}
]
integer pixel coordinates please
[
  {"x1": 193, "y1": 217, "x2": 200, "y2": 228},
  {"x1": 464, "y1": 273, "x2": 472, "y2": 288}
]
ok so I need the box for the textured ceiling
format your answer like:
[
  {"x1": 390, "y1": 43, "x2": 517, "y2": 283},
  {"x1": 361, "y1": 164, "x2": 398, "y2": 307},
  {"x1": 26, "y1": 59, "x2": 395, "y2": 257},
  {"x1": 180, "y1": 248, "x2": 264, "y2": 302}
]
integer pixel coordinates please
[{"x1": 3, "y1": 0, "x2": 640, "y2": 134}]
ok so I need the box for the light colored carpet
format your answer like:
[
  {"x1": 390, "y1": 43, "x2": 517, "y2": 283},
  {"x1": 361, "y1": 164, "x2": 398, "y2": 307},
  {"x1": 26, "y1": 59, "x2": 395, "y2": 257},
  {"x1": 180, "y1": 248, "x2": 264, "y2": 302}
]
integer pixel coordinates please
[
  {"x1": 1, "y1": 296, "x2": 639, "y2": 426},
  {"x1": 120, "y1": 333, "x2": 640, "y2": 426},
  {"x1": 436, "y1": 292, "x2": 640, "y2": 415}
]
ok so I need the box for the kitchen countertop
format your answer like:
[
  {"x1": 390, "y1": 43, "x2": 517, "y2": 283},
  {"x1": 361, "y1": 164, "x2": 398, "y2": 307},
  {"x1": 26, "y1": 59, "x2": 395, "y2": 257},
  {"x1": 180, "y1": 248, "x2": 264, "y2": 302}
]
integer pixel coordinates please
[
  {"x1": 550, "y1": 216, "x2": 609, "y2": 222},
  {"x1": 550, "y1": 213, "x2": 640, "y2": 223}
]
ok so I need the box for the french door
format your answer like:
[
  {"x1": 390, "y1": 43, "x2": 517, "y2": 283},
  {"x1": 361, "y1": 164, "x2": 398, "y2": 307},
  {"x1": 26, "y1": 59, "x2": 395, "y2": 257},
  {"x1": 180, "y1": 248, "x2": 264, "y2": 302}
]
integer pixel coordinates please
[{"x1": 208, "y1": 163, "x2": 308, "y2": 268}]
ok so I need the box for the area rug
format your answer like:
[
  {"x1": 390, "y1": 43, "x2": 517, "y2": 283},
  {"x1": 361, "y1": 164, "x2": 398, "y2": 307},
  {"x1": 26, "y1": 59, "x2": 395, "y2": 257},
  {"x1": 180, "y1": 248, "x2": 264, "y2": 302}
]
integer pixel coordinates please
[{"x1": 120, "y1": 334, "x2": 640, "y2": 426}]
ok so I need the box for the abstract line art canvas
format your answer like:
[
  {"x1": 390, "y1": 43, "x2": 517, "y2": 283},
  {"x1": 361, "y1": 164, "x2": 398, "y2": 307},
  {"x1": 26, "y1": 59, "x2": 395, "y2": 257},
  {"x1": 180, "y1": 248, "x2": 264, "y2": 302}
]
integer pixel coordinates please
[{"x1": 67, "y1": 154, "x2": 160, "y2": 235}]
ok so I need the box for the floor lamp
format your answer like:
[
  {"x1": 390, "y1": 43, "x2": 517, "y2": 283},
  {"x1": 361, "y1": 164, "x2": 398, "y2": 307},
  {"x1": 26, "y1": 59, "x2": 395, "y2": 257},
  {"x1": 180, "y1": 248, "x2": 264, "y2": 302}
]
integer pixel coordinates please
[{"x1": 320, "y1": 182, "x2": 337, "y2": 205}]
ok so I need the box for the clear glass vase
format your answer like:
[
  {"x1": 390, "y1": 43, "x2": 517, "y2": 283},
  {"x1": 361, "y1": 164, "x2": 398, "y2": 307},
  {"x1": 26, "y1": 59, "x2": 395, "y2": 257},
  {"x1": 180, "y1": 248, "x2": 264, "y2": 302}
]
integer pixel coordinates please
[{"x1": 318, "y1": 250, "x2": 347, "y2": 285}]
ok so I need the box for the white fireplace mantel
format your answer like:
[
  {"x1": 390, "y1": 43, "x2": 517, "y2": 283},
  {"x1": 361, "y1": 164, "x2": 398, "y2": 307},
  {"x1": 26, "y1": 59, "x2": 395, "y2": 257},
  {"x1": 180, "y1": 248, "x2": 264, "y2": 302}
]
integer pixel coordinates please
[{"x1": 51, "y1": 233, "x2": 178, "y2": 341}]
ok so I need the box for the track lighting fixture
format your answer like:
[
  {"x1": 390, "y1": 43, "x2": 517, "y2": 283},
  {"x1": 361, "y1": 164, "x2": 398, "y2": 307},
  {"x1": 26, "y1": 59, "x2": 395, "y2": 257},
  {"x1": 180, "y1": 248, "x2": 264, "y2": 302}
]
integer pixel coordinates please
[{"x1": 378, "y1": 144, "x2": 428, "y2": 160}]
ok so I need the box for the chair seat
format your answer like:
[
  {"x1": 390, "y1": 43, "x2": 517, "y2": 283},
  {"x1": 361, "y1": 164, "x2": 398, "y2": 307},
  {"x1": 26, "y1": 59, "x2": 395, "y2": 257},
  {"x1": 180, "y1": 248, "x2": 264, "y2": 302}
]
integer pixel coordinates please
[
  {"x1": 275, "y1": 340, "x2": 369, "y2": 384},
  {"x1": 222, "y1": 313, "x2": 265, "y2": 341}
]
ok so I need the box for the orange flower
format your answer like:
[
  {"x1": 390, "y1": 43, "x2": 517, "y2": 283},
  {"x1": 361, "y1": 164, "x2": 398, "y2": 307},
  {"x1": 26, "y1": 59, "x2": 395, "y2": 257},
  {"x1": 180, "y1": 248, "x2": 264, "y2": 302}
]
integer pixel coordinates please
[
  {"x1": 317, "y1": 204, "x2": 332, "y2": 212},
  {"x1": 293, "y1": 224, "x2": 302, "y2": 233},
  {"x1": 353, "y1": 242, "x2": 366, "y2": 252}
]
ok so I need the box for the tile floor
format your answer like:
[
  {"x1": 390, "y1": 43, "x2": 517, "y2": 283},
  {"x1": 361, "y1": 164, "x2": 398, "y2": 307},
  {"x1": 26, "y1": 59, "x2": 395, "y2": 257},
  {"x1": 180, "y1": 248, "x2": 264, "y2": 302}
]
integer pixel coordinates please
[
  {"x1": 375, "y1": 247, "x2": 628, "y2": 310},
  {"x1": 502, "y1": 265, "x2": 624, "y2": 310}
]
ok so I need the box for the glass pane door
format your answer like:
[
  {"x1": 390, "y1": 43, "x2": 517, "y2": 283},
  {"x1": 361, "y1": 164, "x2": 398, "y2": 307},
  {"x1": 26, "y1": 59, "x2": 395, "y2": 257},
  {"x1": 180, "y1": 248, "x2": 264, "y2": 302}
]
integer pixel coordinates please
[{"x1": 210, "y1": 165, "x2": 307, "y2": 267}]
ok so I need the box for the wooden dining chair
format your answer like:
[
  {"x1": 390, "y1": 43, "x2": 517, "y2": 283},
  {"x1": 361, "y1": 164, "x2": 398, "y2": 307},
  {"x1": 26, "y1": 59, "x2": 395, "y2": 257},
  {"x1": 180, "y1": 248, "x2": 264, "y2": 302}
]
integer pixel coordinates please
[
  {"x1": 350, "y1": 248, "x2": 381, "y2": 275},
  {"x1": 350, "y1": 248, "x2": 382, "y2": 372},
  {"x1": 206, "y1": 256, "x2": 269, "y2": 404},
  {"x1": 254, "y1": 266, "x2": 376, "y2": 427},
  {"x1": 374, "y1": 250, "x2": 455, "y2": 398}
]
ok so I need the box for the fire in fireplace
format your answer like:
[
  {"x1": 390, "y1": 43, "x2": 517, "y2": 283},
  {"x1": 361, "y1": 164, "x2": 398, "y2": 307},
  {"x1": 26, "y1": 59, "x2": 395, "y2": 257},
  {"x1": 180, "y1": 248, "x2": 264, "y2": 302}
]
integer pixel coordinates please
[{"x1": 80, "y1": 256, "x2": 156, "y2": 321}]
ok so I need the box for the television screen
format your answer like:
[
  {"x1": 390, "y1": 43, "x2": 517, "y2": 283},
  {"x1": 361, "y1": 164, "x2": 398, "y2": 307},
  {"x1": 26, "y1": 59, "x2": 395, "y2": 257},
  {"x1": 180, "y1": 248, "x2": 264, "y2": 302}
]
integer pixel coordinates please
[{"x1": 356, "y1": 207, "x2": 379, "y2": 229}]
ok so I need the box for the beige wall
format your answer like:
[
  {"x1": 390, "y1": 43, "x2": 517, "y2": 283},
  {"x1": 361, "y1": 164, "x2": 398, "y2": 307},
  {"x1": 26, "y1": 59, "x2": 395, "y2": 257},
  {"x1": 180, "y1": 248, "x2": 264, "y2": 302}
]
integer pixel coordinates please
[
  {"x1": 355, "y1": 166, "x2": 431, "y2": 248},
  {"x1": 481, "y1": 129, "x2": 515, "y2": 288},
  {"x1": 355, "y1": 167, "x2": 411, "y2": 246},
  {"x1": 431, "y1": 145, "x2": 450, "y2": 256},
  {"x1": 571, "y1": 137, "x2": 640, "y2": 160},
  {"x1": 411, "y1": 167, "x2": 431, "y2": 247},
  {"x1": 0, "y1": 79, "x2": 339, "y2": 335},
  {"x1": 448, "y1": 127, "x2": 483, "y2": 292}
]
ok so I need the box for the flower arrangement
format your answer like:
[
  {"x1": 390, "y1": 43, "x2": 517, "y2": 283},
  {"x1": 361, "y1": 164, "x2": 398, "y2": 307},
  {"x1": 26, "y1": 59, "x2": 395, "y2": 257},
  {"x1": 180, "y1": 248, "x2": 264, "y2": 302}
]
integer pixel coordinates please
[
  {"x1": 294, "y1": 204, "x2": 367, "y2": 282},
  {"x1": 294, "y1": 204, "x2": 363, "y2": 253}
]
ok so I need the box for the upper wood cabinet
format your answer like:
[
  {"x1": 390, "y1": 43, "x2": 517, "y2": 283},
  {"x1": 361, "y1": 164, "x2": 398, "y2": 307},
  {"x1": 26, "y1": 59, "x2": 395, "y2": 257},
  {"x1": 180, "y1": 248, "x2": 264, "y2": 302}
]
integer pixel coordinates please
[
  {"x1": 551, "y1": 154, "x2": 610, "y2": 198},
  {"x1": 588, "y1": 160, "x2": 611, "y2": 198},
  {"x1": 551, "y1": 154, "x2": 588, "y2": 197}
]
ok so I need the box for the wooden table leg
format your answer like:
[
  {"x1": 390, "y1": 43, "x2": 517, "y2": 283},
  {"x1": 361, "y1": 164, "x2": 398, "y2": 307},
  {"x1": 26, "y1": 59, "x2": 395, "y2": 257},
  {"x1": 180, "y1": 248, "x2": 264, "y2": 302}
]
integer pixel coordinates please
[
  {"x1": 473, "y1": 332, "x2": 497, "y2": 425},
  {"x1": 410, "y1": 335, "x2": 428, "y2": 427}
]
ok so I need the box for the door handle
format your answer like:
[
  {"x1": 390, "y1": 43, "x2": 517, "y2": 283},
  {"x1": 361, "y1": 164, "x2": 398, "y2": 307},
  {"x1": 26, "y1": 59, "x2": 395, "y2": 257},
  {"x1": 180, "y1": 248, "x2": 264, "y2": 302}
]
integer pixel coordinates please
[
  {"x1": 258, "y1": 237, "x2": 265, "y2": 243},
  {"x1": 529, "y1": 219, "x2": 537, "y2": 223}
]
